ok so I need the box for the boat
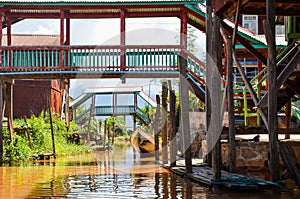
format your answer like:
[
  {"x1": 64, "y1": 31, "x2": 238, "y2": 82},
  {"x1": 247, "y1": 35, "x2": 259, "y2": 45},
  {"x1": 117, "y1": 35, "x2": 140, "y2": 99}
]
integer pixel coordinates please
[{"x1": 130, "y1": 127, "x2": 155, "y2": 153}]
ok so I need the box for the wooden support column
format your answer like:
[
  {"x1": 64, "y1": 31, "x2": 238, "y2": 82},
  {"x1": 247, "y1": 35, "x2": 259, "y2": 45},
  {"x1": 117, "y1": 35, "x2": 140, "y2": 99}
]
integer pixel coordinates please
[
  {"x1": 205, "y1": 0, "x2": 213, "y2": 167},
  {"x1": 4, "y1": 80, "x2": 14, "y2": 141},
  {"x1": 60, "y1": 9, "x2": 65, "y2": 69},
  {"x1": 180, "y1": 10, "x2": 192, "y2": 173},
  {"x1": 266, "y1": 0, "x2": 280, "y2": 182},
  {"x1": 7, "y1": 17, "x2": 12, "y2": 69},
  {"x1": 65, "y1": 79, "x2": 70, "y2": 125},
  {"x1": 103, "y1": 119, "x2": 107, "y2": 150},
  {"x1": 154, "y1": 95, "x2": 161, "y2": 162},
  {"x1": 162, "y1": 81, "x2": 168, "y2": 165},
  {"x1": 220, "y1": 27, "x2": 236, "y2": 173},
  {"x1": 0, "y1": 78, "x2": 3, "y2": 162},
  {"x1": 65, "y1": 17, "x2": 70, "y2": 69},
  {"x1": 169, "y1": 88, "x2": 177, "y2": 167},
  {"x1": 120, "y1": 8, "x2": 126, "y2": 70},
  {"x1": 211, "y1": 14, "x2": 222, "y2": 180},
  {"x1": 87, "y1": 104, "x2": 92, "y2": 143},
  {"x1": 134, "y1": 93, "x2": 137, "y2": 130}
]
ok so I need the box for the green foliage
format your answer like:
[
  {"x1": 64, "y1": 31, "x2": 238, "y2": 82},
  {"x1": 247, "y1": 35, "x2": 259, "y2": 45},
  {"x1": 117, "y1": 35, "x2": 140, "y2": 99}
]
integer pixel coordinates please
[{"x1": 3, "y1": 111, "x2": 92, "y2": 162}]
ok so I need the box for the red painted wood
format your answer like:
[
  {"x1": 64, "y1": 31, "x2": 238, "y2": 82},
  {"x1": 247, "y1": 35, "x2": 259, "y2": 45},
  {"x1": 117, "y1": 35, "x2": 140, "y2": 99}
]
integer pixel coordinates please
[
  {"x1": 120, "y1": 8, "x2": 126, "y2": 69},
  {"x1": 60, "y1": 9, "x2": 64, "y2": 69},
  {"x1": 180, "y1": 10, "x2": 187, "y2": 48}
]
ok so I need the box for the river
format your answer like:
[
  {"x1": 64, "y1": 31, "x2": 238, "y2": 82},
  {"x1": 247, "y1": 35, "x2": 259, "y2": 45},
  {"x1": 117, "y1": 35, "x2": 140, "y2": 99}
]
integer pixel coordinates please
[{"x1": 0, "y1": 146, "x2": 300, "y2": 198}]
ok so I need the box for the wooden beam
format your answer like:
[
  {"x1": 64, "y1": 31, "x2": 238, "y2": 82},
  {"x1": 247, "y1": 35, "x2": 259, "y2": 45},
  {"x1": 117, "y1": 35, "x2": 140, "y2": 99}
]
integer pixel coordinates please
[
  {"x1": 180, "y1": 10, "x2": 192, "y2": 173},
  {"x1": 162, "y1": 81, "x2": 168, "y2": 165},
  {"x1": 154, "y1": 95, "x2": 161, "y2": 163},
  {"x1": 258, "y1": 46, "x2": 300, "y2": 109},
  {"x1": 60, "y1": 9, "x2": 64, "y2": 69},
  {"x1": 221, "y1": 21, "x2": 268, "y2": 66},
  {"x1": 232, "y1": 0, "x2": 241, "y2": 48},
  {"x1": 266, "y1": 0, "x2": 281, "y2": 182},
  {"x1": 48, "y1": 100, "x2": 56, "y2": 158},
  {"x1": 6, "y1": 82, "x2": 13, "y2": 141},
  {"x1": 285, "y1": 100, "x2": 291, "y2": 139},
  {"x1": 103, "y1": 119, "x2": 107, "y2": 150}
]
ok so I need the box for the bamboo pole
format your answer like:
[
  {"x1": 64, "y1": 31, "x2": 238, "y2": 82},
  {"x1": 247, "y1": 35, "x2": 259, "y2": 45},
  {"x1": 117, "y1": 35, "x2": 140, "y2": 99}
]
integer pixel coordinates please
[{"x1": 169, "y1": 89, "x2": 177, "y2": 167}]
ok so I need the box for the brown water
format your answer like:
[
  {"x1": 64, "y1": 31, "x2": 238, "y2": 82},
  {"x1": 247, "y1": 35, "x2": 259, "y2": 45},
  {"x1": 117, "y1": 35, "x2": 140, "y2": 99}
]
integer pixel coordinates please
[{"x1": 1, "y1": 146, "x2": 300, "y2": 199}]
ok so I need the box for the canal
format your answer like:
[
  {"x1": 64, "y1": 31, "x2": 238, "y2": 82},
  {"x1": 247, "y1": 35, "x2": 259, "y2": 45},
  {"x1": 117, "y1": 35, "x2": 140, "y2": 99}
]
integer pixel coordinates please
[{"x1": 1, "y1": 146, "x2": 300, "y2": 198}]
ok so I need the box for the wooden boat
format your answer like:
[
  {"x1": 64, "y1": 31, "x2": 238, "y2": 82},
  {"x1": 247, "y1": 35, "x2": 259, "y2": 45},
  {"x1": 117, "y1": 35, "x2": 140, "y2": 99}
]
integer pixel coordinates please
[{"x1": 130, "y1": 127, "x2": 155, "y2": 153}]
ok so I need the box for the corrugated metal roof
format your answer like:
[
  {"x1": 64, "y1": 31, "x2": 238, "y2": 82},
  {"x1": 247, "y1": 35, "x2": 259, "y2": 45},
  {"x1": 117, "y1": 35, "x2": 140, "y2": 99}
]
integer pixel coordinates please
[{"x1": 2, "y1": 34, "x2": 60, "y2": 46}]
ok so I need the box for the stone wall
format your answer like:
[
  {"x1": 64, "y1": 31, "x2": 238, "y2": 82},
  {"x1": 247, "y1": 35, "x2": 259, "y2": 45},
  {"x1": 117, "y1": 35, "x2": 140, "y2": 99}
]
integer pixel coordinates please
[{"x1": 201, "y1": 140, "x2": 300, "y2": 171}]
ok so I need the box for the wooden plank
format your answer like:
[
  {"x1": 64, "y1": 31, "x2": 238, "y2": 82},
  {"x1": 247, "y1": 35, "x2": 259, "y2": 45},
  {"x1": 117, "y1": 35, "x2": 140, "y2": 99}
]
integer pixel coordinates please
[
  {"x1": 266, "y1": 0, "x2": 280, "y2": 182},
  {"x1": 231, "y1": 0, "x2": 241, "y2": 48},
  {"x1": 162, "y1": 81, "x2": 168, "y2": 164}
]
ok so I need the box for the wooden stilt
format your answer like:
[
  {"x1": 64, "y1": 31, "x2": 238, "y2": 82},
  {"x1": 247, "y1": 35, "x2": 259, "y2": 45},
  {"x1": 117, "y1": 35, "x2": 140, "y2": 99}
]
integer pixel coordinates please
[
  {"x1": 266, "y1": 0, "x2": 280, "y2": 182},
  {"x1": 180, "y1": 10, "x2": 192, "y2": 173},
  {"x1": 104, "y1": 119, "x2": 107, "y2": 150},
  {"x1": 154, "y1": 95, "x2": 161, "y2": 163},
  {"x1": 211, "y1": 14, "x2": 222, "y2": 180},
  {"x1": 285, "y1": 100, "x2": 291, "y2": 139},
  {"x1": 220, "y1": 27, "x2": 236, "y2": 173},
  {"x1": 6, "y1": 82, "x2": 13, "y2": 141},
  {"x1": 48, "y1": 101, "x2": 56, "y2": 158},
  {"x1": 170, "y1": 89, "x2": 177, "y2": 167},
  {"x1": 205, "y1": 0, "x2": 213, "y2": 167},
  {"x1": 107, "y1": 124, "x2": 110, "y2": 150},
  {"x1": 162, "y1": 81, "x2": 168, "y2": 165},
  {"x1": 112, "y1": 122, "x2": 115, "y2": 145},
  {"x1": 87, "y1": 104, "x2": 92, "y2": 143}
]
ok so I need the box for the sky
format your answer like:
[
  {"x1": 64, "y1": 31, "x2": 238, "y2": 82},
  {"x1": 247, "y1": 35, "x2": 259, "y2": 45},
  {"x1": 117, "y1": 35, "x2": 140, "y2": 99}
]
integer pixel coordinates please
[{"x1": 5, "y1": 17, "x2": 206, "y2": 100}]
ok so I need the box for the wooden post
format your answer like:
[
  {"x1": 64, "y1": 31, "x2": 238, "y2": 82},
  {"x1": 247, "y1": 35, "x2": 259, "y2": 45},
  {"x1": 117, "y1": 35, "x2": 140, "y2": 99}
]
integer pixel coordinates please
[
  {"x1": 120, "y1": 8, "x2": 126, "y2": 70},
  {"x1": 60, "y1": 9, "x2": 65, "y2": 69},
  {"x1": 205, "y1": 0, "x2": 213, "y2": 167},
  {"x1": 211, "y1": 14, "x2": 222, "y2": 180},
  {"x1": 65, "y1": 17, "x2": 70, "y2": 69},
  {"x1": 112, "y1": 122, "x2": 115, "y2": 145},
  {"x1": 221, "y1": 28, "x2": 236, "y2": 173},
  {"x1": 170, "y1": 89, "x2": 177, "y2": 167},
  {"x1": 48, "y1": 101, "x2": 56, "y2": 158},
  {"x1": 87, "y1": 104, "x2": 92, "y2": 143},
  {"x1": 0, "y1": 78, "x2": 3, "y2": 162},
  {"x1": 180, "y1": 10, "x2": 192, "y2": 173},
  {"x1": 5, "y1": 82, "x2": 13, "y2": 141},
  {"x1": 107, "y1": 124, "x2": 110, "y2": 150},
  {"x1": 162, "y1": 81, "x2": 168, "y2": 165},
  {"x1": 24, "y1": 117, "x2": 32, "y2": 149},
  {"x1": 103, "y1": 119, "x2": 107, "y2": 150},
  {"x1": 285, "y1": 100, "x2": 291, "y2": 139},
  {"x1": 154, "y1": 95, "x2": 161, "y2": 162},
  {"x1": 266, "y1": 0, "x2": 280, "y2": 182},
  {"x1": 65, "y1": 79, "x2": 70, "y2": 125},
  {"x1": 0, "y1": 13, "x2": 2, "y2": 68}
]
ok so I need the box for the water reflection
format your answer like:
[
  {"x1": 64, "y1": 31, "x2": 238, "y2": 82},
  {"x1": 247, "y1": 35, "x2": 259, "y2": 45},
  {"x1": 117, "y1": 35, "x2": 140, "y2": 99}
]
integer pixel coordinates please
[{"x1": 1, "y1": 146, "x2": 300, "y2": 198}]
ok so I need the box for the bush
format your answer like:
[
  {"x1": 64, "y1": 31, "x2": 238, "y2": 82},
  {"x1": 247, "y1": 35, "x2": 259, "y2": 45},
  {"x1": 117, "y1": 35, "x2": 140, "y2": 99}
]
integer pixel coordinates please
[{"x1": 3, "y1": 111, "x2": 92, "y2": 162}]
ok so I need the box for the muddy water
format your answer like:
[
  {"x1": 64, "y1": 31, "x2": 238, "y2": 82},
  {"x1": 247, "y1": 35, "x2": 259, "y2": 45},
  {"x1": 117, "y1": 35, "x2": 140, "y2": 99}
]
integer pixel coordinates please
[{"x1": 0, "y1": 146, "x2": 300, "y2": 199}]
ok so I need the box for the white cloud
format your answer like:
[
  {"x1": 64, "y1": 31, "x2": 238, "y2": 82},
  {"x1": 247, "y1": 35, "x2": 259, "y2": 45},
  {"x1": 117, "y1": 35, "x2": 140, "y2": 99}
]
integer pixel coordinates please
[{"x1": 33, "y1": 25, "x2": 55, "y2": 35}]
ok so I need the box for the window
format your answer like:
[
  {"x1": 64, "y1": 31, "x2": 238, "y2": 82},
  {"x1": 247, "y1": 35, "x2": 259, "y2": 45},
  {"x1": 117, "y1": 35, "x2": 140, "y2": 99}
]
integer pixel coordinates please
[{"x1": 242, "y1": 15, "x2": 258, "y2": 34}]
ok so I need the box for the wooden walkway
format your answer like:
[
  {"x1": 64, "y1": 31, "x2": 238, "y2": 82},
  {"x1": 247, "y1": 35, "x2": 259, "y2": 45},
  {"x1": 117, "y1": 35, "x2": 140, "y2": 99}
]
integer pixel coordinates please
[{"x1": 170, "y1": 164, "x2": 284, "y2": 191}]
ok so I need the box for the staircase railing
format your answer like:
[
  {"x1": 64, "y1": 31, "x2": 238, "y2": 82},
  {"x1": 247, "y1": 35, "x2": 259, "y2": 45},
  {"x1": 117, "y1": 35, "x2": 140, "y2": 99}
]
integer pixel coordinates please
[{"x1": 239, "y1": 42, "x2": 300, "y2": 126}]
